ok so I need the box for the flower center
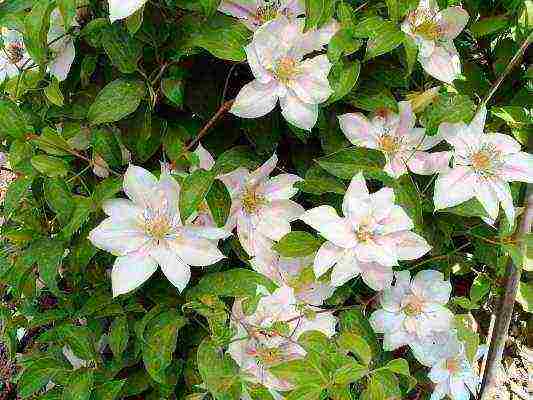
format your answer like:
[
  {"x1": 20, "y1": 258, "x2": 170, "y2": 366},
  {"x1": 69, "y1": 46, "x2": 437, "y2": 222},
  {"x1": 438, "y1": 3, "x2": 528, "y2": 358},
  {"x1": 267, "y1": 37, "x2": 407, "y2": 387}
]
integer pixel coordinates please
[
  {"x1": 275, "y1": 57, "x2": 299, "y2": 83},
  {"x1": 414, "y1": 21, "x2": 442, "y2": 40},
  {"x1": 471, "y1": 151, "x2": 491, "y2": 171},
  {"x1": 145, "y1": 215, "x2": 171, "y2": 241},
  {"x1": 356, "y1": 228, "x2": 373, "y2": 243},
  {"x1": 256, "y1": 347, "x2": 284, "y2": 366},
  {"x1": 403, "y1": 295, "x2": 424, "y2": 316},
  {"x1": 242, "y1": 187, "x2": 265, "y2": 215},
  {"x1": 446, "y1": 358, "x2": 461, "y2": 373},
  {"x1": 5, "y1": 43, "x2": 24, "y2": 64},
  {"x1": 198, "y1": 201, "x2": 209, "y2": 214},
  {"x1": 379, "y1": 135, "x2": 401, "y2": 154},
  {"x1": 256, "y1": 2, "x2": 280, "y2": 23}
]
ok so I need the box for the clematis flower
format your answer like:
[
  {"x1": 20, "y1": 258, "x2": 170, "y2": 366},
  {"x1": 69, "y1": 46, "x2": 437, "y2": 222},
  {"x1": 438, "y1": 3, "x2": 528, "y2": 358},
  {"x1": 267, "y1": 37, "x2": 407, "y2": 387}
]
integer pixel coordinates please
[
  {"x1": 250, "y1": 251, "x2": 335, "y2": 306},
  {"x1": 401, "y1": 0, "x2": 468, "y2": 84},
  {"x1": 47, "y1": 9, "x2": 78, "y2": 82},
  {"x1": 0, "y1": 28, "x2": 30, "y2": 81},
  {"x1": 225, "y1": 153, "x2": 304, "y2": 257},
  {"x1": 228, "y1": 285, "x2": 336, "y2": 392},
  {"x1": 108, "y1": 0, "x2": 146, "y2": 22},
  {"x1": 434, "y1": 107, "x2": 533, "y2": 226},
  {"x1": 369, "y1": 270, "x2": 454, "y2": 351},
  {"x1": 230, "y1": 16, "x2": 338, "y2": 131},
  {"x1": 338, "y1": 101, "x2": 451, "y2": 178},
  {"x1": 218, "y1": 0, "x2": 304, "y2": 31},
  {"x1": 88, "y1": 165, "x2": 227, "y2": 296},
  {"x1": 300, "y1": 173, "x2": 431, "y2": 290}
]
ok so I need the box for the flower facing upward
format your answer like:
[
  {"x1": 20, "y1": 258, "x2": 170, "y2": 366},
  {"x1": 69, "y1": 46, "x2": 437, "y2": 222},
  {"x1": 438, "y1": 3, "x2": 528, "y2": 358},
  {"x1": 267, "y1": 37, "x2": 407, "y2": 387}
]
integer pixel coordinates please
[
  {"x1": 108, "y1": 0, "x2": 147, "y2": 22},
  {"x1": 434, "y1": 107, "x2": 533, "y2": 226},
  {"x1": 369, "y1": 270, "x2": 453, "y2": 352},
  {"x1": 230, "y1": 16, "x2": 338, "y2": 131},
  {"x1": 225, "y1": 153, "x2": 304, "y2": 257},
  {"x1": 228, "y1": 286, "x2": 336, "y2": 392},
  {"x1": 300, "y1": 173, "x2": 431, "y2": 290},
  {"x1": 218, "y1": 0, "x2": 304, "y2": 30},
  {"x1": 401, "y1": 0, "x2": 468, "y2": 84},
  {"x1": 339, "y1": 101, "x2": 451, "y2": 178},
  {"x1": 0, "y1": 28, "x2": 30, "y2": 81},
  {"x1": 88, "y1": 165, "x2": 227, "y2": 296},
  {"x1": 48, "y1": 9, "x2": 78, "y2": 82}
]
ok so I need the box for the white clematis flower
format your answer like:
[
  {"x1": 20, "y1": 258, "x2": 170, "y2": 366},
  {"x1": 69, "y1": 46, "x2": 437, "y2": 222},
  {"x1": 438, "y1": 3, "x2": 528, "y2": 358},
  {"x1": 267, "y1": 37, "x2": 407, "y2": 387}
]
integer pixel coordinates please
[
  {"x1": 0, "y1": 28, "x2": 31, "y2": 81},
  {"x1": 300, "y1": 173, "x2": 431, "y2": 290},
  {"x1": 369, "y1": 270, "x2": 454, "y2": 352},
  {"x1": 401, "y1": 0, "x2": 469, "y2": 84},
  {"x1": 250, "y1": 251, "x2": 335, "y2": 306},
  {"x1": 434, "y1": 106, "x2": 533, "y2": 226},
  {"x1": 225, "y1": 153, "x2": 304, "y2": 257},
  {"x1": 88, "y1": 165, "x2": 227, "y2": 297},
  {"x1": 230, "y1": 15, "x2": 338, "y2": 131},
  {"x1": 228, "y1": 285, "x2": 336, "y2": 392},
  {"x1": 218, "y1": 0, "x2": 304, "y2": 31},
  {"x1": 47, "y1": 9, "x2": 78, "y2": 82},
  {"x1": 339, "y1": 101, "x2": 451, "y2": 178},
  {"x1": 108, "y1": 0, "x2": 147, "y2": 22}
]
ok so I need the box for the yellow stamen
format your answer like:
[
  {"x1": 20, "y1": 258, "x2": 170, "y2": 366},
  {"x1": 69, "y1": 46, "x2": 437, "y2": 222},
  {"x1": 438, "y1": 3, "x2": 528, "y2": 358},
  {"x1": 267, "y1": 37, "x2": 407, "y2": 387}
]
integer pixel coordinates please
[
  {"x1": 145, "y1": 215, "x2": 171, "y2": 240},
  {"x1": 379, "y1": 135, "x2": 401, "y2": 154},
  {"x1": 242, "y1": 187, "x2": 264, "y2": 215}
]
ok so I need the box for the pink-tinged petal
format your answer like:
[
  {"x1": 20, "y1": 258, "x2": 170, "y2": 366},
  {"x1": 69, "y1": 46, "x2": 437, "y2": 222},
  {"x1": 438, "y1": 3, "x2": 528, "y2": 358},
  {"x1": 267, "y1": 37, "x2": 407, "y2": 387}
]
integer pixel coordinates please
[
  {"x1": 245, "y1": 42, "x2": 273, "y2": 84},
  {"x1": 108, "y1": 0, "x2": 147, "y2": 22},
  {"x1": 360, "y1": 262, "x2": 394, "y2": 291},
  {"x1": 428, "y1": 361, "x2": 451, "y2": 383},
  {"x1": 250, "y1": 251, "x2": 282, "y2": 283},
  {"x1": 416, "y1": 129, "x2": 444, "y2": 151},
  {"x1": 297, "y1": 20, "x2": 339, "y2": 56},
  {"x1": 417, "y1": 37, "x2": 436, "y2": 59},
  {"x1": 289, "y1": 55, "x2": 332, "y2": 104},
  {"x1": 218, "y1": 0, "x2": 257, "y2": 19},
  {"x1": 111, "y1": 251, "x2": 158, "y2": 297},
  {"x1": 397, "y1": 101, "x2": 416, "y2": 136},
  {"x1": 169, "y1": 233, "x2": 225, "y2": 266},
  {"x1": 382, "y1": 329, "x2": 410, "y2": 351},
  {"x1": 489, "y1": 178, "x2": 515, "y2": 227},
  {"x1": 389, "y1": 231, "x2": 431, "y2": 261},
  {"x1": 282, "y1": 0, "x2": 305, "y2": 15},
  {"x1": 300, "y1": 206, "x2": 357, "y2": 248},
  {"x1": 261, "y1": 199, "x2": 305, "y2": 222},
  {"x1": 369, "y1": 309, "x2": 405, "y2": 333},
  {"x1": 150, "y1": 245, "x2": 191, "y2": 292},
  {"x1": 438, "y1": 121, "x2": 470, "y2": 152},
  {"x1": 194, "y1": 143, "x2": 215, "y2": 171},
  {"x1": 219, "y1": 167, "x2": 250, "y2": 196},
  {"x1": 407, "y1": 151, "x2": 451, "y2": 175},
  {"x1": 411, "y1": 270, "x2": 451, "y2": 304},
  {"x1": 48, "y1": 39, "x2": 75, "y2": 81},
  {"x1": 185, "y1": 225, "x2": 232, "y2": 240},
  {"x1": 237, "y1": 213, "x2": 273, "y2": 256},
  {"x1": 469, "y1": 106, "x2": 487, "y2": 136},
  {"x1": 356, "y1": 241, "x2": 398, "y2": 267},
  {"x1": 330, "y1": 248, "x2": 360, "y2": 286},
  {"x1": 231, "y1": 79, "x2": 279, "y2": 119},
  {"x1": 338, "y1": 113, "x2": 380, "y2": 149},
  {"x1": 314, "y1": 241, "x2": 343, "y2": 278},
  {"x1": 418, "y1": 306, "x2": 454, "y2": 333},
  {"x1": 370, "y1": 187, "x2": 395, "y2": 221},
  {"x1": 255, "y1": 212, "x2": 292, "y2": 241},
  {"x1": 88, "y1": 217, "x2": 147, "y2": 256},
  {"x1": 102, "y1": 198, "x2": 143, "y2": 220},
  {"x1": 261, "y1": 174, "x2": 303, "y2": 201},
  {"x1": 342, "y1": 172, "x2": 370, "y2": 218},
  {"x1": 430, "y1": 383, "x2": 448, "y2": 400},
  {"x1": 381, "y1": 206, "x2": 414, "y2": 235},
  {"x1": 501, "y1": 151, "x2": 533, "y2": 183},
  {"x1": 483, "y1": 132, "x2": 522, "y2": 155},
  {"x1": 123, "y1": 165, "x2": 159, "y2": 207},
  {"x1": 419, "y1": 43, "x2": 461, "y2": 84},
  {"x1": 474, "y1": 181, "x2": 499, "y2": 220},
  {"x1": 254, "y1": 16, "x2": 301, "y2": 59},
  {"x1": 295, "y1": 311, "x2": 337, "y2": 338},
  {"x1": 449, "y1": 377, "x2": 470, "y2": 400},
  {"x1": 437, "y1": 7, "x2": 469, "y2": 40},
  {"x1": 249, "y1": 153, "x2": 278, "y2": 185},
  {"x1": 280, "y1": 91, "x2": 318, "y2": 131},
  {"x1": 433, "y1": 166, "x2": 477, "y2": 210},
  {"x1": 384, "y1": 155, "x2": 408, "y2": 178}
]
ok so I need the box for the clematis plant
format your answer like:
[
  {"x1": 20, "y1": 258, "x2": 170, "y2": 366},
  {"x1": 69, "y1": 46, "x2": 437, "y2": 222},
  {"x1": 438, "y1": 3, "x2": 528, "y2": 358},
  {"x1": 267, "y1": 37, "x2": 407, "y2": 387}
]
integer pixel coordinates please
[
  {"x1": 338, "y1": 101, "x2": 451, "y2": 178},
  {"x1": 88, "y1": 165, "x2": 227, "y2": 296},
  {"x1": 228, "y1": 285, "x2": 336, "y2": 392},
  {"x1": 225, "y1": 153, "x2": 304, "y2": 257},
  {"x1": 401, "y1": 0, "x2": 469, "y2": 84},
  {"x1": 108, "y1": 0, "x2": 146, "y2": 22},
  {"x1": 218, "y1": 0, "x2": 303, "y2": 30},
  {"x1": 0, "y1": 28, "x2": 30, "y2": 81},
  {"x1": 250, "y1": 251, "x2": 335, "y2": 306},
  {"x1": 369, "y1": 270, "x2": 454, "y2": 351},
  {"x1": 300, "y1": 173, "x2": 430, "y2": 290},
  {"x1": 230, "y1": 15, "x2": 337, "y2": 131},
  {"x1": 434, "y1": 107, "x2": 533, "y2": 226},
  {"x1": 47, "y1": 9, "x2": 78, "y2": 82}
]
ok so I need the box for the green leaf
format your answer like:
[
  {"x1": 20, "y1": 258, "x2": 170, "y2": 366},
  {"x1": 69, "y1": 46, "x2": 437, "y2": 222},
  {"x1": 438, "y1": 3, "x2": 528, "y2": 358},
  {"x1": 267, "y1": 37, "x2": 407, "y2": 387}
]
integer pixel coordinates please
[
  {"x1": 33, "y1": 238, "x2": 65, "y2": 294},
  {"x1": 470, "y1": 274, "x2": 491, "y2": 303},
  {"x1": 383, "y1": 358, "x2": 410, "y2": 376},
  {"x1": 328, "y1": 60, "x2": 360, "y2": 103},
  {"x1": 286, "y1": 386, "x2": 323, "y2": 400},
  {"x1": 328, "y1": 28, "x2": 362, "y2": 63},
  {"x1": 44, "y1": 78, "x2": 64, "y2": 106},
  {"x1": 213, "y1": 146, "x2": 259, "y2": 174},
  {"x1": 32, "y1": 127, "x2": 72, "y2": 156},
  {"x1": 454, "y1": 314, "x2": 480, "y2": 363},
  {"x1": 0, "y1": 0, "x2": 35, "y2": 21},
  {"x1": 62, "y1": 369, "x2": 94, "y2": 400},
  {"x1": 92, "y1": 177, "x2": 123, "y2": 205},
  {"x1": 4, "y1": 176, "x2": 33, "y2": 215},
  {"x1": 60, "y1": 197, "x2": 93, "y2": 239},
  {"x1": 517, "y1": 282, "x2": 533, "y2": 313},
  {"x1": 402, "y1": 35, "x2": 418, "y2": 74},
  {"x1": 0, "y1": 99, "x2": 32, "y2": 139},
  {"x1": 305, "y1": 0, "x2": 336, "y2": 30},
  {"x1": 332, "y1": 359, "x2": 367, "y2": 385},
  {"x1": 18, "y1": 356, "x2": 69, "y2": 398},
  {"x1": 420, "y1": 93, "x2": 475, "y2": 135},
  {"x1": 365, "y1": 28, "x2": 404, "y2": 60},
  {"x1": 206, "y1": 179, "x2": 232, "y2": 228},
  {"x1": 339, "y1": 309, "x2": 380, "y2": 359},
  {"x1": 80, "y1": 55, "x2": 97, "y2": 87},
  {"x1": 23, "y1": 0, "x2": 54, "y2": 65},
  {"x1": 126, "y1": 7, "x2": 144, "y2": 35},
  {"x1": 439, "y1": 197, "x2": 489, "y2": 219},
  {"x1": 200, "y1": 0, "x2": 220, "y2": 17},
  {"x1": 386, "y1": 0, "x2": 399, "y2": 22},
  {"x1": 56, "y1": 0, "x2": 77, "y2": 29},
  {"x1": 92, "y1": 380, "x2": 126, "y2": 400},
  {"x1": 295, "y1": 166, "x2": 346, "y2": 195},
  {"x1": 102, "y1": 23, "x2": 143, "y2": 73},
  {"x1": 109, "y1": 316, "x2": 129, "y2": 359},
  {"x1": 197, "y1": 338, "x2": 242, "y2": 400},
  {"x1": 470, "y1": 16, "x2": 510, "y2": 37},
  {"x1": 337, "y1": 332, "x2": 372, "y2": 365},
  {"x1": 31, "y1": 155, "x2": 69, "y2": 178},
  {"x1": 179, "y1": 169, "x2": 215, "y2": 222},
  {"x1": 162, "y1": 77, "x2": 185, "y2": 107},
  {"x1": 92, "y1": 129, "x2": 123, "y2": 168},
  {"x1": 143, "y1": 310, "x2": 186, "y2": 383},
  {"x1": 316, "y1": 146, "x2": 386, "y2": 180},
  {"x1": 88, "y1": 79, "x2": 146, "y2": 125},
  {"x1": 272, "y1": 232, "x2": 324, "y2": 258}
]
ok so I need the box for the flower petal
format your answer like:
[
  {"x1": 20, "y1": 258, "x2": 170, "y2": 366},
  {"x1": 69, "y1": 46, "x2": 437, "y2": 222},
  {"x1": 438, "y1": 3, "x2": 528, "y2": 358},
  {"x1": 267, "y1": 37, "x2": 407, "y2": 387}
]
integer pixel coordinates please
[
  {"x1": 244, "y1": 42, "x2": 273, "y2": 83},
  {"x1": 433, "y1": 166, "x2": 477, "y2": 210},
  {"x1": 407, "y1": 151, "x2": 451, "y2": 175},
  {"x1": 389, "y1": 231, "x2": 431, "y2": 261},
  {"x1": 360, "y1": 262, "x2": 394, "y2": 291},
  {"x1": 123, "y1": 165, "x2": 159, "y2": 207},
  {"x1": 249, "y1": 153, "x2": 278, "y2": 185},
  {"x1": 501, "y1": 151, "x2": 533, "y2": 183},
  {"x1": 255, "y1": 211, "x2": 292, "y2": 241},
  {"x1": 194, "y1": 143, "x2": 215, "y2": 171},
  {"x1": 397, "y1": 101, "x2": 416, "y2": 136},
  {"x1": 230, "y1": 80, "x2": 280, "y2": 119},
  {"x1": 437, "y1": 6, "x2": 469, "y2": 40},
  {"x1": 342, "y1": 172, "x2": 370, "y2": 218},
  {"x1": 489, "y1": 178, "x2": 515, "y2": 227},
  {"x1": 102, "y1": 198, "x2": 143, "y2": 220},
  {"x1": 411, "y1": 270, "x2": 451, "y2": 304},
  {"x1": 261, "y1": 199, "x2": 305, "y2": 222},
  {"x1": 419, "y1": 42, "x2": 461, "y2": 84},
  {"x1": 369, "y1": 309, "x2": 405, "y2": 333},
  {"x1": 111, "y1": 250, "x2": 158, "y2": 297},
  {"x1": 338, "y1": 113, "x2": 380, "y2": 149},
  {"x1": 261, "y1": 174, "x2": 303, "y2": 201},
  {"x1": 330, "y1": 249, "x2": 360, "y2": 286},
  {"x1": 474, "y1": 181, "x2": 499, "y2": 220},
  {"x1": 380, "y1": 205, "x2": 414, "y2": 235},
  {"x1": 384, "y1": 156, "x2": 408, "y2": 178},
  {"x1": 48, "y1": 39, "x2": 75, "y2": 81},
  {"x1": 288, "y1": 55, "x2": 332, "y2": 104},
  {"x1": 314, "y1": 241, "x2": 343, "y2": 278},
  {"x1": 150, "y1": 245, "x2": 191, "y2": 292},
  {"x1": 88, "y1": 217, "x2": 148, "y2": 256},
  {"x1": 170, "y1": 232, "x2": 225, "y2": 266},
  {"x1": 300, "y1": 206, "x2": 357, "y2": 248},
  {"x1": 108, "y1": 0, "x2": 147, "y2": 22},
  {"x1": 483, "y1": 132, "x2": 521, "y2": 155},
  {"x1": 280, "y1": 90, "x2": 318, "y2": 131}
]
